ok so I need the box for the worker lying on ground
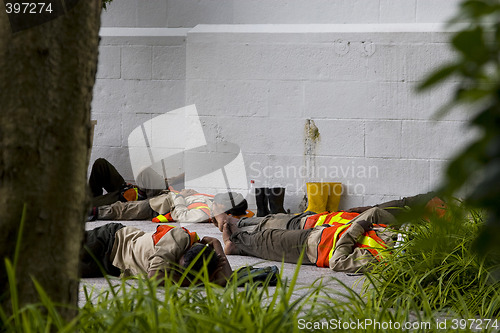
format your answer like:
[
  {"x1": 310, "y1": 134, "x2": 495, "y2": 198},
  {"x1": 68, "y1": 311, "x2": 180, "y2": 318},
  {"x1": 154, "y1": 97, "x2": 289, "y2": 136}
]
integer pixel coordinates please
[
  {"x1": 80, "y1": 222, "x2": 233, "y2": 286},
  {"x1": 88, "y1": 158, "x2": 250, "y2": 223},
  {"x1": 219, "y1": 207, "x2": 396, "y2": 273}
]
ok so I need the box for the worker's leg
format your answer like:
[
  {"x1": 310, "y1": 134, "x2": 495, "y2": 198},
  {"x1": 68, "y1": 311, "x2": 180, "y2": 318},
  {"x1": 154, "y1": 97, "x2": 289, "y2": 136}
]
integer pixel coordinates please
[
  {"x1": 97, "y1": 200, "x2": 155, "y2": 220},
  {"x1": 229, "y1": 228, "x2": 313, "y2": 264},
  {"x1": 89, "y1": 158, "x2": 125, "y2": 206},
  {"x1": 89, "y1": 158, "x2": 125, "y2": 196},
  {"x1": 80, "y1": 223, "x2": 125, "y2": 277}
]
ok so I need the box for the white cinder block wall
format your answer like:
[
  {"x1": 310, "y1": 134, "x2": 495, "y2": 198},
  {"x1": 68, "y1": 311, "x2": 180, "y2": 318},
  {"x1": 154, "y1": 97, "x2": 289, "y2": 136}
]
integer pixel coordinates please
[{"x1": 91, "y1": 0, "x2": 471, "y2": 212}]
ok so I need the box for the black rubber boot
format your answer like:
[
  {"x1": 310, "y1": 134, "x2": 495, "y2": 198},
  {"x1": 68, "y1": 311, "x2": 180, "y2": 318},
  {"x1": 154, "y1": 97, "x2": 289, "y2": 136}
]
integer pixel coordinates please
[
  {"x1": 267, "y1": 187, "x2": 287, "y2": 214},
  {"x1": 255, "y1": 187, "x2": 270, "y2": 217}
]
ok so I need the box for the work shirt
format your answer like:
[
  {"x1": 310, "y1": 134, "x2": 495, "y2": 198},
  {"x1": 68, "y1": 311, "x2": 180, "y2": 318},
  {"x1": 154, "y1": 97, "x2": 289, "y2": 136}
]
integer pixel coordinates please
[
  {"x1": 149, "y1": 192, "x2": 214, "y2": 223},
  {"x1": 110, "y1": 226, "x2": 191, "y2": 277},
  {"x1": 306, "y1": 221, "x2": 395, "y2": 273}
]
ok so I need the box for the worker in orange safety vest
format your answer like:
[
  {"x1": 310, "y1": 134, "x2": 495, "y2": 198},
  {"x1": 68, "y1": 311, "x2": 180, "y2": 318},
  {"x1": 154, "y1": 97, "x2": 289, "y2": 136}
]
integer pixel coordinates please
[{"x1": 220, "y1": 207, "x2": 397, "y2": 273}]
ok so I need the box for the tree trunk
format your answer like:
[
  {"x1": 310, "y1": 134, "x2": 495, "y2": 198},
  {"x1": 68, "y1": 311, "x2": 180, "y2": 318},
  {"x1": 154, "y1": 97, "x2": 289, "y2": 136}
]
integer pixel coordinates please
[{"x1": 0, "y1": 0, "x2": 101, "y2": 321}]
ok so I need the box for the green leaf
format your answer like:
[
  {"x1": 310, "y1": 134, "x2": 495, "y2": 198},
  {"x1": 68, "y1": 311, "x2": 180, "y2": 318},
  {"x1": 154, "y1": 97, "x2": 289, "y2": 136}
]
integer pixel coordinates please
[
  {"x1": 461, "y1": 0, "x2": 498, "y2": 18},
  {"x1": 452, "y1": 27, "x2": 490, "y2": 64}
]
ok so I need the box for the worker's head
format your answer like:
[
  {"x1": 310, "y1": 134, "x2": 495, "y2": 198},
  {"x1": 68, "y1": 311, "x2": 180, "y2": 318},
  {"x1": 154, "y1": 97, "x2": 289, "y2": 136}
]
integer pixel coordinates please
[
  {"x1": 213, "y1": 192, "x2": 248, "y2": 217},
  {"x1": 179, "y1": 243, "x2": 219, "y2": 279},
  {"x1": 425, "y1": 196, "x2": 447, "y2": 218}
]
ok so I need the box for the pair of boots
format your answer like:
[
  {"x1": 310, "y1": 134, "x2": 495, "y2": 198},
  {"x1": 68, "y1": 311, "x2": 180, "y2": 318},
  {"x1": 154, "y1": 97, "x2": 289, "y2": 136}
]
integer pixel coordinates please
[
  {"x1": 255, "y1": 187, "x2": 287, "y2": 217},
  {"x1": 304, "y1": 182, "x2": 342, "y2": 213}
]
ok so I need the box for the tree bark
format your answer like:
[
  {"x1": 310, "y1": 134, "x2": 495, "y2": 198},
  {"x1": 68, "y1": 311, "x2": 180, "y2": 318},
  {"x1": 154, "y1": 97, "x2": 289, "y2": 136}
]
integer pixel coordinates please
[{"x1": 0, "y1": 0, "x2": 101, "y2": 321}]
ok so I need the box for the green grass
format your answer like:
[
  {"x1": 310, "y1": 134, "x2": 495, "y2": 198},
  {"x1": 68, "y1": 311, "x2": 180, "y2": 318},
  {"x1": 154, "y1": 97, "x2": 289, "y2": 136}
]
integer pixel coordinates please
[
  {"x1": 1, "y1": 203, "x2": 499, "y2": 332},
  {"x1": 365, "y1": 202, "x2": 500, "y2": 318}
]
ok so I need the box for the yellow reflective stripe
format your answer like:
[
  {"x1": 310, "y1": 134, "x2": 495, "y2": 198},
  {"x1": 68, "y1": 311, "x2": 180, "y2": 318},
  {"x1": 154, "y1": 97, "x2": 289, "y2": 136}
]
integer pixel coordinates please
[
  {"x1": 314, "y1": 215, "x2": 328, "y2": 227},
  {"x1": 316, "y1": 213, "x2": 351, "y2": 228},
  {"x1": 327, "y1": 224, "x2": 350, "y2": 260},
  {"x1": 359, "y1": 235, "x2": 384, "y2": 249},
  {"x1": 329, "y1": 214, "x2": 351, "y2": 224},
  {"x1": 359, "y1": 235, "x2": 389, "y2": 259},
  {"x1": 156, "y1": 215, "x2": 168, "y2": 222}
]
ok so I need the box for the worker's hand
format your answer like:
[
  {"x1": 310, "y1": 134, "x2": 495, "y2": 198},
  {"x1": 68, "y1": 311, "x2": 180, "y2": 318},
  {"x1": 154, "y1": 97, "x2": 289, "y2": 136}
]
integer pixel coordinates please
[
  {"x1": 346, "y1": 206, "x2": 372, "y2": 214},
  {"x1": 179, "y1": 189, "x2": 198, "y2": 197},
  {"x1": 356, "y1": 219, "x2": 373, "y2": 232},
  {"x1": 200, "y1": 236, "x2": 220, "y2": 247}
]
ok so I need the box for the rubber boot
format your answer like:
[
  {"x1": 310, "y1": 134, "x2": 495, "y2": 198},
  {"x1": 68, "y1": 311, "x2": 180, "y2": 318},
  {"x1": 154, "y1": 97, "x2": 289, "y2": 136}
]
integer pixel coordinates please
[
  {"x1": 325, "y1": 182, "x2": 343, "y2": 212},
  {"x1": 304, "y1": 182, "x2": 329, "y2": 213},
  {"x1": 267, "y1": 187, "x2": 287, "y2": 214},
  {"x1": 255, "y1": 187, "x2": 270, "y2": 217}
]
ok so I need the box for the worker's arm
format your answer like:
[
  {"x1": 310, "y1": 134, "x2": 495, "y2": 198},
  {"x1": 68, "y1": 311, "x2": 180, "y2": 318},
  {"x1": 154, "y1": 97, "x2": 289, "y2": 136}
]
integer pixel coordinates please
[
  {"x1": 170, "y1": 194, "x2": 211, "y2": 223},
  {"x1": 200, "y1": 236, "x2": 233, "y2": 286},
  {"x1": 329, "y1": 220, "x2": 374, "y2": 273}
]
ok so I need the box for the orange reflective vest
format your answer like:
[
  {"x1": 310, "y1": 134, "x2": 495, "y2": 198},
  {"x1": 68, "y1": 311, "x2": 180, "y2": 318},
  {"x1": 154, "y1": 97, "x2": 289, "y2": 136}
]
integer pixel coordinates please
[
  {"x1": 152, "y1": 213, "x2": 174, "y2": 223},
  {"x1": 304, "y1": 211, "x2": 360, "y2": 229},
  {"x1": 316, "y1": 222, "x2": 388, "y2": 267},
  {"x1": 187, "y1": 202, "x2": 211, "y2": 218},
  {"x1": 152, "y1": 225, "x2": 199, "y2": 246}
]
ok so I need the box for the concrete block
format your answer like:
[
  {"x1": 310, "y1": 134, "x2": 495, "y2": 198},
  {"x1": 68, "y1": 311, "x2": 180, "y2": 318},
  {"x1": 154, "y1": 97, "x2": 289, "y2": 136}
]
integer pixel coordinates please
[
  {"x1": 406, "y1": 81, "x2": 469, "y2": 121},
  {"x1": 362, "y1": 158, "x2": 431, "y2": 196},
  {"x1": 253, "y1": 154, "x2": 365, "y2": 212},
  {"x1": 183, "y1": 149, "x2": 250, "y2": 194},
  {"x1": 339, "y1": 195, "x2": 364, "y2": 211},
  {"x1": 187, "y1": 80, "x2": 270, "y2": 117},
  {"x1": 137, "y1": 0, "x2": 168, "y2": 27},
  {"x1": 213, "y1": 43, "x2": 314, "y2": 81},
  {"x1": 311, "y1": 42, "x2": 370, "y2": 81},
  {"x1": 195, "y1": 115, "x2": 221, "y2": 147},
  {"x1": 365, "y1": 43, "x2": 406, "y2": 82},
  {"x1": 246, "y1": 153, "x2": 271, "y2": 187},
  {"x1": 401, "y1": 120, "x2": 472, "y2": 159},
  {"x1": 152, "y1": 46, "x2": 186, "y2": 80},
  {"x1": 121, "y1": 113, "x2": 153, "y2": 147},
  {"x1": 314, "y1": 119, "x2": 365, "y2": 157},
  {"x1": 266, "y1": 154, "x2": 308, "y2": 191},
  {"x1": 167, "y1": 0, "x2": 234, "y2": 27},
  {"x1": 91, "y1": 113, "x2": 122, "y2": 147},
  {"x1": 202, "y1": 41, "x2": 371, "y2": 81},
  {"x1": 305, "y1": 81, "x2": 409, "y2": 120},
  {"x1": 365, "y1": 120, "x2": 402, "y2": 158},
  {"x1": 96, "y1": 46, "x2": 121, "y2": 79},
  {"x1": 268, "y1": 81, "x2": 305, "y2": 118},
  {"x1": 216, "y1": 117, "x2": 304, "y2": 155},
  {"x1": 186, "y1": 42, "x2": 222, "y2": 80},
  {"x1": 311, "y1": 157, "x2": 381, "y2": 193},
  {"x1": 405, "y1": 43, "x2": 456, "y2": 83},
  {"x1": 120, "y1": 80, "x2": 186, "y2": 114},
  {"x1": 430, "y1": 159, "x2": 448, "y2": 190},
  {"x1": 121, "y1": 46, "x2": 152, "y2": 80},
  {"x1": 101, "y1": 0, "x2": 137, "y2": 27},
  {"x1": 416, "y1": 0, "x2": 461, "y2": 23},
  {"x1": 91, "y1": 79, "x2": 127, "y2": 113},
  {"x1": 380, "y1": 0, "x2": 416, "y2": 23}
]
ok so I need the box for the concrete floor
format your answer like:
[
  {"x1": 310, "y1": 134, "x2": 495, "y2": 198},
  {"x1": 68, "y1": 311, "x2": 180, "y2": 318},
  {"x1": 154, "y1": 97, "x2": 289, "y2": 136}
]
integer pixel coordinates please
[{"x1": 80, "y1": 219, "x2": 366, "y2": 306}]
